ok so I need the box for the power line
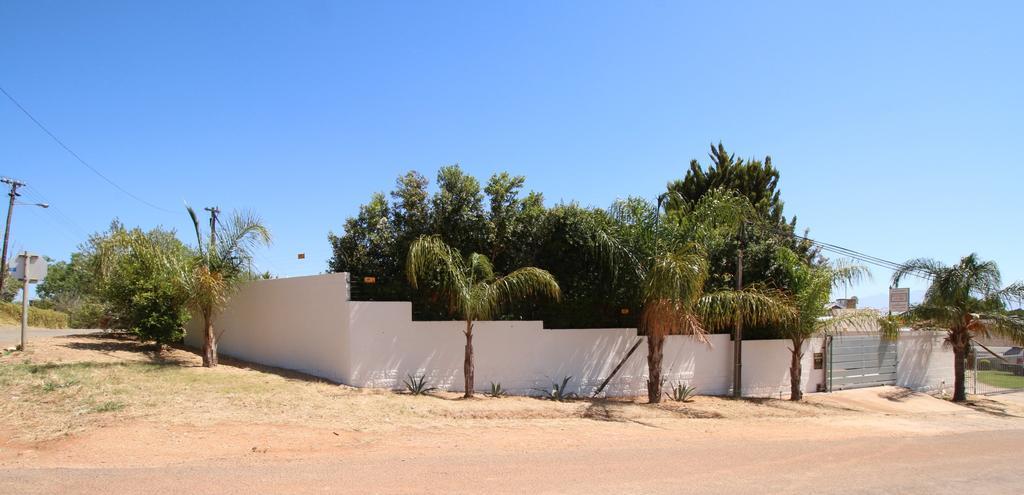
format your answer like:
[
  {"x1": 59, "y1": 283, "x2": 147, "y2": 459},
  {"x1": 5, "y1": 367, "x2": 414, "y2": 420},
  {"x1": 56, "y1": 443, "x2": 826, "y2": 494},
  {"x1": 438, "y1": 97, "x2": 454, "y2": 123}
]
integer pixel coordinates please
[
  {"x1": 0, "y1": 85, "x2": 176, "y2": 214},
  {"x1": 765, "y1": 222, "x2": 934, "y2": 282},
  {"x1": 23, "y1": 185, "x2": 90, "y2": 240}
]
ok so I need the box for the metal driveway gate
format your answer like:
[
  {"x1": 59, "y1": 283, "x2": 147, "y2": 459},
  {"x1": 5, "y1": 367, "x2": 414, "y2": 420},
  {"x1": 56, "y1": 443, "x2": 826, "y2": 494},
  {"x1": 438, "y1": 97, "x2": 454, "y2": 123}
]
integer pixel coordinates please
[{"x1": 827, "y1": 334, "x2": 897, "y2": 391}]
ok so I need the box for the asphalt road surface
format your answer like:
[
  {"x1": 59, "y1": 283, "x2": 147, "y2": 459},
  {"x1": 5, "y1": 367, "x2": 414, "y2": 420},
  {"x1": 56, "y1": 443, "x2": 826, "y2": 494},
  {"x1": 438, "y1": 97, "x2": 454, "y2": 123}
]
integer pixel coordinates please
[
  {"x1": 0, "y1": 325, "x2": 83, "y2": 348},
  {"x1": 2, "y1": 428, "x2": 1018, "y2": 494}
]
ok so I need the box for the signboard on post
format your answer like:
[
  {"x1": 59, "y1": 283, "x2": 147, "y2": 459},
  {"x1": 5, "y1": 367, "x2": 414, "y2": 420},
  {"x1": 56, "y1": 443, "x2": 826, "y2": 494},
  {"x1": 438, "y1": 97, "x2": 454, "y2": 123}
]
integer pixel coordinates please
[
  {"x1": 13, "y1": 252, "x2": 46, "y2": 351},
  {"x1": 889, "y1": 287, "x2": 911, "y2": 314},
  {"x1": 13, "y1": 252, "x2": 47, "y2": 282}
]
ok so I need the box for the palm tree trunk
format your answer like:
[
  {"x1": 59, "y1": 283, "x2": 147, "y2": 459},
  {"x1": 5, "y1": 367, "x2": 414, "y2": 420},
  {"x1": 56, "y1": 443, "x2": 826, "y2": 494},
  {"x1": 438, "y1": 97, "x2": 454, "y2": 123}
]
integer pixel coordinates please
[
  {"x1": 647, "y1": 333, "x2": 664, "y2": 403},
  {"x1": 952, "y1": 330, "x2": 967, "y2": 402},
  {"x1": 463, "y1": 320, "x2": 474, "y2": 398},
  {"x1": 202, "y1": 314, "x2": 217, "y2": 367},
  {"x1": 789, "y1": 337, "x2": 804, "y2": 401}
]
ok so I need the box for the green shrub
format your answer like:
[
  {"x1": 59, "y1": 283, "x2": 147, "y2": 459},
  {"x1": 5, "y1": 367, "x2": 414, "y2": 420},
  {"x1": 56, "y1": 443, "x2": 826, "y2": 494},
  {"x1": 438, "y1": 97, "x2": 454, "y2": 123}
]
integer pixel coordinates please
[
  {"x1": 978, "y1": 359, "x2": 992, "y2": 371},
  {"x1": 0, "y1": 302, "x2": 69, "y2": 329},
  {"x1": 69, "y1": 301, "x2": 107, "y2": 329}
]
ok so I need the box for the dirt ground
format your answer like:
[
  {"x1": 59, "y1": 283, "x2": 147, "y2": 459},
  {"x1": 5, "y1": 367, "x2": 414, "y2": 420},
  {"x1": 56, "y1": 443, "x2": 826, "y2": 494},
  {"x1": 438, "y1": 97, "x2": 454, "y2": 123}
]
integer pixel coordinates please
[{"x1": 2, "y1": 332, "x2": 1022, "y2": 494}]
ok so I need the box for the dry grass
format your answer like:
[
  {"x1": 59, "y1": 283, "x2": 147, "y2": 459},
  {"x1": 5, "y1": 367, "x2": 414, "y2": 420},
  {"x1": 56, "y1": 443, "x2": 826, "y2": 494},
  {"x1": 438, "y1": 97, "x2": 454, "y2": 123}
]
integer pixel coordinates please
[{"x1": 0, "y1": 333, "x2": 883, "y2": 442}]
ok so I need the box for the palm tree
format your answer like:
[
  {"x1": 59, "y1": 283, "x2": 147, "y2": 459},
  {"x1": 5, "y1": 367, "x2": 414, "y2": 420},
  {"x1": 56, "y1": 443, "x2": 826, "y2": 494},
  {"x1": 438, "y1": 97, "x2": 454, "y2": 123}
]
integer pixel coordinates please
[
  {"x1": 774, "y1": 247, "x2": 880, "y2": 400},
  {"x1": 406, "y1": 235, "x2": 560, "y2": 398},
  {"x1": 186, "y1": 207, "x2": 271, "y2": 367},
  {"x1": 893, "y1": 254, "x2": 1024, "y2": 402},
  {"x1": 604, "y1": 191, "x2": 794, "y2": 403}
]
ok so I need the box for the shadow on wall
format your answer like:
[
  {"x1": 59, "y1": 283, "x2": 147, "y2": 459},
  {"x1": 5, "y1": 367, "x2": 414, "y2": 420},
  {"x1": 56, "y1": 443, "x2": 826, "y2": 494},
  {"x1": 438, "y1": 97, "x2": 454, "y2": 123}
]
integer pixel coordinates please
[
  {"x1": 897, "y1": 331, "x2": 950, "y2": 392},
  {"x1": 346, "y1": 300, "x2": 739, "y2": 397}
]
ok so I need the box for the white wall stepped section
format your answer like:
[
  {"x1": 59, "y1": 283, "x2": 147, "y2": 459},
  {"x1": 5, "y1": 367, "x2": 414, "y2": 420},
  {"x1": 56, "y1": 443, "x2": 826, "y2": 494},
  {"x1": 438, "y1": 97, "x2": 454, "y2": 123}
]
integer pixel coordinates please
[
  {"x1": 185, "y1": 273, "x2": 848, "y2": 398},
  {"x1": 348, "y1": 300, "x2": 823, "y2": 398}
]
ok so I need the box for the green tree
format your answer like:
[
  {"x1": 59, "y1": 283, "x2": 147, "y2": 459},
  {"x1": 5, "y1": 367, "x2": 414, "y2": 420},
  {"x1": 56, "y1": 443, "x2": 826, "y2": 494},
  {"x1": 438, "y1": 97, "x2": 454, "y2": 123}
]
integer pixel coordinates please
[
  {"x1": 773, "y1": 248, "x2": 877, "y2": 400},
  {"x1": 186, "y1": 207, "x2": 271, "y2": 367},
  {"x1": 327, "y1": 192, "x2": 395, "y2": 278},
  {"x1": 484, "y1": 172, "x2": 546, "y2": 271},
  {"x1": 0, "y1": 271, "x2": 19, "y2": 302},
  {"x1": 329, "y1": 167, "x2": 550, "y2": 320},
  {"x1": 406, "y1": 235, "x2": 560, "y2": 398},
  {"x1": 665, "y1": 143, "x2": 818, "y2": 292},
  {"x1": 666, "y1": 142, "x2": 786, "y2": 222},
  {"x1": 527, "y1": 203, "x2": 634, "y2": 328},
  {"x1": 431, "y1": 165, "x2": 489, "y2": 255},
  {"x1": 893, "y1": 254, "x2": 1024, "y2": 402},
  {"x1": 95, "y1": 227, "x2": 193, "y2": 350}
]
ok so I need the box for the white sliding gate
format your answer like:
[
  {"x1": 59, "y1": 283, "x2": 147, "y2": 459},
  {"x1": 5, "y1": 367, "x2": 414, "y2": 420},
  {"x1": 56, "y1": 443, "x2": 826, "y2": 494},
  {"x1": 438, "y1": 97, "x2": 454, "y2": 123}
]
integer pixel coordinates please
[{"x1": 827, "y1": 334, "x2": 897, "y2": 391}]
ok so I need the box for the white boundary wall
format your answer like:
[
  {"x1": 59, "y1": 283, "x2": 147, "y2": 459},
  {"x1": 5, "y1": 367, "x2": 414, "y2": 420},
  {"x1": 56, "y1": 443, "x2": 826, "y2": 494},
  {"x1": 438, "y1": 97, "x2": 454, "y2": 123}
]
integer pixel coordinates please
[
  {"x1": 184, "y1": 273, "x2": 351, "y2": 382},
  {"x1": 896, "y1": 330, "x2": 954, "y2": 393},
  {"x1": 348, "y1": 300, "x2": 824, "y2": 397},
  {"x1": 185, "y1": 273, "x2": 894, "y2": 398}
]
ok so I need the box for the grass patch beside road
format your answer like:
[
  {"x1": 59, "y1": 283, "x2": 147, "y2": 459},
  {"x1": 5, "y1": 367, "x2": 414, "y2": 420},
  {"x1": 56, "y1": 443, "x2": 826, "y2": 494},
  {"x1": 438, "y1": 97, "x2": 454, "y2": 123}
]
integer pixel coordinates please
[{"x1": 977, "y1": 370, "x2": 1024, "y2": 390}]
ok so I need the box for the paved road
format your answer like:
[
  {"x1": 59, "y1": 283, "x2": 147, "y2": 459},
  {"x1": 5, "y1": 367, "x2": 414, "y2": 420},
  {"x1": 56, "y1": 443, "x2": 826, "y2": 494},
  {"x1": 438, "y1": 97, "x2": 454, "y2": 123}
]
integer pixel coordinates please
[
  {"x1": 0, "y1": 326, "x2": 85, "y2": 348},
  {"x1": 2, "y1": 428, "x2": 1018, "y2": 494}
]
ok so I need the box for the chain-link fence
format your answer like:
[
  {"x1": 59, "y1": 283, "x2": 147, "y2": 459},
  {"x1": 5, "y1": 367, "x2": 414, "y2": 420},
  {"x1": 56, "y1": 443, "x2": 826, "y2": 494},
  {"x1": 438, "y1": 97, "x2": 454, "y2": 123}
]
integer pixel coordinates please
[{"x1": 970, "y1": 345, "x2": 1024, "y2": 395}]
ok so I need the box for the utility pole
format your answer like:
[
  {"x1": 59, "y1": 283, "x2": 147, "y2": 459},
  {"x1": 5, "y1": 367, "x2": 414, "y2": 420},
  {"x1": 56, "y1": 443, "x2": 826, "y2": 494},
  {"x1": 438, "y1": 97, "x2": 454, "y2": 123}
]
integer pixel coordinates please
[
  {"x1": 732, "y1": 221, "x2": 746, "y2": 398},
  {"x1": 0, "y1": 177, "x2": 25, "y2": 298},
  {"x1": 204, "y1": 206, "x2": 220, "y2": 250}
]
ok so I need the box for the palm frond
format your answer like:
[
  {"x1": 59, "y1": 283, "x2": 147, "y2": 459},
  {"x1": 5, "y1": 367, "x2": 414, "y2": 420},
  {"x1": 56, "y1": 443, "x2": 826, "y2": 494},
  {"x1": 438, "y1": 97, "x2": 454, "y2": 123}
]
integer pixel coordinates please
[
  {"x1": 829, "y1": 259, "x2": 871, "y2": 292},
  {"x1": 641, "y1": 299, "x2": 707, "y2": 342},
  {"x1": 891, "y1": 257, "x2": 945, "y2": 287},
  {"x1": 816, "y1": 310, "x2": 887, "y2": 335},
  {"x1": 976, "y1": 313, "x2": 1024, "y2": 345},
  {"x1": 476, "y1": 267, "x2": 560, "y2": 320},
  {"x1": 186, "y1": 205, "x2": 205, "y2": 257},
  {"x1": 697, "y1": 288, "x2": 795, "y2": 333},
  {"x1": 467, "y1": 253, "x2": 495, "y2": 285},
  {"x1": 643, "y1": 249, "x2": 707, "y2": 306},
  {"x1": 406, "y1": 235, "x2": 467, "y2": 290},
  {"x1": 216, "y1": 210, "x2": 272, "y2": 267}
]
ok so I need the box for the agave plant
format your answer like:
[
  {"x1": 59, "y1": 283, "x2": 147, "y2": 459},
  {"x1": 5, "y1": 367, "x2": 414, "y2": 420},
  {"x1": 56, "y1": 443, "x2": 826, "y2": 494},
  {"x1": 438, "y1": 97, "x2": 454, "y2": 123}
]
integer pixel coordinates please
[
  {"x1": 488, "y1": 382, "x2": 507, "y2": 398},
  {"x1": 666, "y1": 382, "x2": 697, "y2": 402},
  {"x1": 534, "y1": 376, "x2": 577, "y2": 402},
  {"x1": 403, "y1": 373, "x2": 437, "y2": 396}
]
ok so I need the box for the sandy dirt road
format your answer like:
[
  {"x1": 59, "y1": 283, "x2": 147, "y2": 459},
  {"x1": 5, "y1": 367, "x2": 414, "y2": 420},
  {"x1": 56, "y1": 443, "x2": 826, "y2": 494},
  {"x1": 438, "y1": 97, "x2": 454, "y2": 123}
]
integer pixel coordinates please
[
  {"x1": 2, "y1": 334, "x2": 1021, "y2": 494},
  {"x1": 1, "y1": 424, "x2": 1019, "y2": 494}
]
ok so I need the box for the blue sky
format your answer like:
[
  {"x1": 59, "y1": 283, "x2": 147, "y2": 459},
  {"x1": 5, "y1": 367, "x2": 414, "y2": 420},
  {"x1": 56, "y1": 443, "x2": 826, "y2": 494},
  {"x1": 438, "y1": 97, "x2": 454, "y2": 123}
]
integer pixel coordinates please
[{"x1": 1, "y1": 1, "x2": 1022, "y2": 307}]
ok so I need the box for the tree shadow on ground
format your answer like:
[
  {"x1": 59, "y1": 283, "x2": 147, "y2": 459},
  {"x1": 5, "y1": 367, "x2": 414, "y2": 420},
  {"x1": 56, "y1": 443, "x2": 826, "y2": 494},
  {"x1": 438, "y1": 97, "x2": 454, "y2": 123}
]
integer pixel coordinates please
[
  {"x1": 57, "y1": 333, "x2": 194, "y2": 366},
  {"x1": 55, "y1": 332, "x2": 337, "y2": 385},
  {"x1": 962, "y1": 397, "x2": 1023, "y2": 418},
  {"x1": 879, "y1": 388, "x2": 916, "y2": 402}
]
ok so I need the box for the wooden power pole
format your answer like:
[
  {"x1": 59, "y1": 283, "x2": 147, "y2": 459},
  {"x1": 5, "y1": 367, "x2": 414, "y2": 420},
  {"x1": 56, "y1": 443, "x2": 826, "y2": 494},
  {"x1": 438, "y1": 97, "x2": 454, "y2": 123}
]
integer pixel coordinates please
[
  {"x1": 732, "y1": 222, "x2": 745, "y2": 398},
  {"x1": 0, "y1": 178, "x2": 25, "y2": 298}
]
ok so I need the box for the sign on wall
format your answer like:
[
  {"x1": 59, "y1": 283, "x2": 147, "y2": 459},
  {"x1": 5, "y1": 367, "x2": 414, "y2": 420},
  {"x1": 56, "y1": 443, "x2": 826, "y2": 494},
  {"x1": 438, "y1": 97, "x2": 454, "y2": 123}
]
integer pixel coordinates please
[{"x1": 889, "y1": 287, "x2": 910, "y2": 314}]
